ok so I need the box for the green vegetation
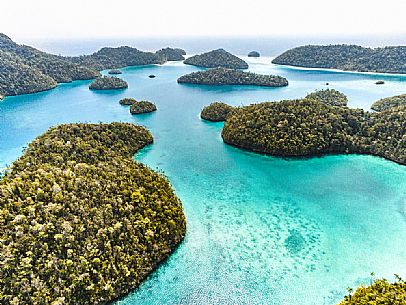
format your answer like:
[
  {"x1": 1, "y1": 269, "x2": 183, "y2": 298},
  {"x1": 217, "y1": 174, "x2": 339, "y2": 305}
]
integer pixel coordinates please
[
  {"x1": 119, "y1": 97, "x2": 137, "y2": 105},
  {"x1": 305, "y1": 89, "x2": 348, "y2": 107},
  {"x1": 222, "y1": 98, "x2": 406, "y2": 164},
  {"x1": 156, "y1": 48, "x2": 186, "y2": 61},
  {"x1": 0, "y1": 33, "x2": 99, "y2": 97},
  {"x1": 272, "y1": 44, "x2": 406, "y2": 74},
  {"x1": 89, "y1": 76, "x2": 128, "y2": 90},
  {"x1": 184, "y1": 49, "x2": 249, "y2": 69},
  {"x1": 201, "y1": 102, "x2": 234, "y2": 122},
  {"x1": 178, "y1": 67, "x2": 288, "y2": 87},
  {"x1": 0, "y1": 123, "x2": 186, "y2": 304},
  {"x1": 108, "y1": 69, "x2": 122, "y2": 75},
  {"x1": 338, "y1": 276, "x2": 406, "y2": 305},
  {"x1": 371, "y1": 94, "x2": 406, "y2": 111},
  {"x1": 130, "y1": 101, "x2": 157, "y2": 114},
  {"x1": 248, "y1": 51, "x2": 260, "y2": 57}
]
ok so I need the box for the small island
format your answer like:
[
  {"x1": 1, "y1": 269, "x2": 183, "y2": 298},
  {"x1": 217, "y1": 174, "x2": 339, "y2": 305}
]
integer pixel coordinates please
[
  {"x1": 376, "y1": 80, "x2": 385, "y2": 85},
  {"x1": 149, "y1": 74, "x2": 156, "y2": 78},
  {"x1": 0, "y1": 123, "x2": 186, "y2": 304},
  {"x1": 177, "y1": 67, "x2": 288, "y2": 87},
  {"x1": 119, "y1": 97, "x2": 136, "y2": 105},
  {"x1": 108, "y1": 69, "x2": 122, "y2": 74},
  {"x1": 201, "y1": 102, "x2": 234, "y2": 122},
  {"x1": 371, "y1": 93, "x2": 406, "y2": 111},
  {"x1": 248, "y1": 51, "x2": 260, "y2": 57},
  {"x1": 305, "y1": 89, "x2": 348, "y2": 107},
  {"x1": 221, "y1": 98, "x2": 406, "y2": 165},
  {"x1": 156, "y1": 47, "x2": 186, "y2": 61},
  {"x1": 183, "y1": 48, "x2": 249, "y2": 69},
  {"x1": 89, "y1": 76, "x2": 128, "y2": 90},
  {"x1": 130, "y1": 101, "x2": 157, "y2": 114}
]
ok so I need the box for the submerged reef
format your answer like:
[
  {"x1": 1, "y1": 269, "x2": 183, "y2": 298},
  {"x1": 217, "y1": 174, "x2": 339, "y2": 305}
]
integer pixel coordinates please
[
  {"x1": 130, "y1": 101, "x2": 157, "y2": 114},
  {"x1": 184, "y1": 49, "x2": 249, "y2": 69},
  {"x1": 305, "y1": 89, "x2": 348, "y2": 107},
  {"x1": 89, "y1": 76, "x2": 128, "y2": 90},
  {"x1": 371, "y1": 93, "x2": 406, "y2": 111},
  {"x1": 178, "y1": 67, "x2": 288, "y2": 87},
  {"x1": 222, "y1": 98, "x2": 406, "y2": 165},
  {"x1": 0, "y1": 123, "x2": 186, "y2": 304},
  {"x1": 201, "y1": 102, "x2": 234, "y2": 122}
]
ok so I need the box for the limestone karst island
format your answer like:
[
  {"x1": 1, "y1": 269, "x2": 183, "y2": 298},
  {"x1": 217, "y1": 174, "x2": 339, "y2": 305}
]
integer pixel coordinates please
[{"x1": 1, "y1": 1, "x2": 406, "y2": 304}]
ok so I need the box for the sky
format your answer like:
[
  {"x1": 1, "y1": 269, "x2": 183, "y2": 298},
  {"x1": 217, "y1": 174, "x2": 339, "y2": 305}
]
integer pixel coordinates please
[{"x1": 1, "y1": 0, "x2": 406, "y2": 40}]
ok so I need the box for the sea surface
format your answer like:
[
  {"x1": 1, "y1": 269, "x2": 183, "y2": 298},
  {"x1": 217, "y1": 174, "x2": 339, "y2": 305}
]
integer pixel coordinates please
[{"x1": 1, "y1": 55, "x2": 406, "y2": 305}]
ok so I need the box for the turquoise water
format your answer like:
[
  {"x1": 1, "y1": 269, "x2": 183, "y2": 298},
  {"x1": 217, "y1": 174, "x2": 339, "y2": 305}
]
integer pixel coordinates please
[{"x1": 1, "y1": 57, "x2": 406, "y2": 305}]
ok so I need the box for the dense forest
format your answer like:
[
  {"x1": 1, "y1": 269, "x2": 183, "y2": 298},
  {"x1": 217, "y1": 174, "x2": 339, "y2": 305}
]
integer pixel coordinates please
[
  {"x1": 130, "y1": 101, "x2": 157, "y2": 114},
  {"x1": 371, "y1": 93, "x2": 406, "y2": 111},
  {"x1": 305, "y1": 89, "x2": 348, "y2": 107},
  {"x1": 89, "y1": 76, "x2": 128, "y2": 90},
  {"x1": 272, "y1": 44, "x2": 406, "y2": 74},
  {"x1": 178, "y1": 67, "x2": 288, "y2": 87},
  {"x1": 0, "y1": 123, "x2": 186, "y2": 304},
  {"x1": 184, "y1": 49, "x2": 249, "y2": 69},
  {"x1": 201, "y1": 102, "x2": 235, "y2": 121}
]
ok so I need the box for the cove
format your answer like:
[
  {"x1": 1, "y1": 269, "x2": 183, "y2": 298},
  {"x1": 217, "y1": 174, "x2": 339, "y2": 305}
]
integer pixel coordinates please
[{"x1": 1, "y1": 57, "x2": 405, "y2": 305}]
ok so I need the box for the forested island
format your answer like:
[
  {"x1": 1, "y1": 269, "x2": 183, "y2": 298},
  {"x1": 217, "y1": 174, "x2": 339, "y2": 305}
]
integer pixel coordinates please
[
  {"x1": 371, "y1": 93, "x2": 406, "y2": 111},
  {"x1": 0, "y1": 123, "x2": 186, "y2": 304},
  {"x1": 89, "y1": 76, "x2": 128, "y2": 90},
  {"x1": 272, "y1": 44, "x2": 406, "y2": 74},
  {"x1": 119, "y1": 97, "x2": 137, "y2": 105},
  {"x1": 130, "y1": 101, "x2": 157, "y2": 114},
  {"x1": 201, "y1": 102, "x2": 235, "y2": 121},
  {"x1": 178, "y1": 67, "x2": 288, "y2": 87},
  {"x1": 156, "y1": 47, "x2": 186, "y2": 61},
  {"x1": 305, "y1": 89, "x2": 348, "y2": 107},
  {"x1": 248, "y1": 51, "x2": 260, "y2": 57},
  {"x1": 221, "y1": 98, "x2": 406, "y2": 165},
  {"x1": 184, "y1": 49, "x2": 249, "y2": 69}
]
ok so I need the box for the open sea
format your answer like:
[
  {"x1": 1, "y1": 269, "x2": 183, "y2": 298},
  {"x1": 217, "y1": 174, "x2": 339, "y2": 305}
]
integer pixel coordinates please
[{"x1": 1, "y1": 38, "x2": 406, "y2": 304}]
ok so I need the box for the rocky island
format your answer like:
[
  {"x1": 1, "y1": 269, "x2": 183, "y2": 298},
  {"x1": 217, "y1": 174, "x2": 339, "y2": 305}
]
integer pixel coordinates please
[
  {"x1": 248, "y1": 51, "x2": 260, "y2": 57},
  {"x1": 221, "y1": 98, "x2": 406, "y2": 164},
  {"x1": 119, "y1": 97, "x2": 137, "y2": 105},
  {"x1": 371, "y1": 93, "x2": 406, "y2": 111},
  {"x1": 156, "y1": 47, "x2": 186, "y2": 61},
  {"x1": 108, "y1": 69, "x2": 122, "y2": 74},
  {"x1": 272, "y1": 44, "x2": 406, "y2": 74},
  {"x1": 89, "y1": 76, "x2": 128, "y2": 90},
  {"x1": 177, "y1": 67, "x2": 288, "y2": 87},
  {"x1": 130, "y1": 101, "x2": 157, "y2": 114},
  {"x1": 0, "y1": 123, "x2": 186, "y2": 304},
  {"x1": 201, "y1": 102, "x2": 234, "y2": 121},
  {"x1": 184, "y1": 48, "x2": 249, "y2": 69},
  {"x1": 305, "y1": 89, "x2": 348, "y2": 107}
]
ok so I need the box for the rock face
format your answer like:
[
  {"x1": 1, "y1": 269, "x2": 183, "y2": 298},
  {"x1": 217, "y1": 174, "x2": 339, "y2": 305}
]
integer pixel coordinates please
[
  {"x1": 305, "y1": 89, "x2": 348, "y2": 107},
  {"x1": 248, "y1": 51, "x2": 260, "y2": 57},
  {"x1": 0, "y1": 33, "x2": 99, "y2": 97},
  {"x1": 272, "y1": 44, "x2": 406, "y2": 74},
  {"x1": 130, "y1": 101, "x2": 157, "y2": 114},
  {"x1": 371, "y1": 93, "x2": 406, "y2": 111},
  {"x1": 184, "y1": 49, "x2": 249, "y2": 69},
  {"x1": 156, "y1": 47, "x2": 186, "y2": 61},
  {"x1": 108, "y1": 69, "x2": 122, "y2": 75},
  {"x1": 119, "y1": 97, "x2": 136, "y2": 105},
  {"x1": 222, "y1": 98, "x2": 406, "y2": 164},
  {"x1": 201, "y1": 102, "x2": 234, "y2": 122},
  {"x1": 178, "y1": 67, "x2": 288, "y2": 87},
  {"x1": 89, "y1": 76, "x2": 128, "y2": 90},
  {"x1": 0, "y1": 123, "x2": 186, "y2": 305}
]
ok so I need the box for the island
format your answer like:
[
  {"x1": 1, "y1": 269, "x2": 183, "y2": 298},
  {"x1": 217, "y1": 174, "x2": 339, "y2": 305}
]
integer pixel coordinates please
[
  {"x1": 89, "y1": 76, "x2": 128, "y2": 90},
  {"x1": 149, "y1": 75, "x2": 156, "y2": 78},
  {"x1": 221, "y1": 98, "x2": 406, "y2": 165},
  {"x1": 177, "y1": 67, "x2": 288, "y2": 87},
  {"x1": 375, "y1": 80, "x2": 385, "y2": 85},
  {"x1": 119, "y1": 97, "x2": 136, "y2": 105},
  {"x1": 108, "y1": 69, "x2": 122, "y2": 75},
  {"x1": 183, "y1": 48, "x2": 249, "y2": 69},
  {"x1": 130, "y1": 101, "x2": 157, "y2": 114},
  {"x1": 156, "y1": 47, "x2": 186, "y2": 61},
  {"x1": 201, "y1": 102, "x2": 234, "y2": 121},
  {"x1": 272, "y1": 44, "x2": 406, "y2": 74},
  {"x1": 0, "y1": 123, "x2": 186, "y2": 304},
  {"x1": 305, "y1": 89, "x2": 348, "y2": 107},
  {"x1": 248, "y1": 51, "x2": 260, "y2": 57},
  {"x1": 371, "y1": 93, "x2": 406, "y2": 111}
]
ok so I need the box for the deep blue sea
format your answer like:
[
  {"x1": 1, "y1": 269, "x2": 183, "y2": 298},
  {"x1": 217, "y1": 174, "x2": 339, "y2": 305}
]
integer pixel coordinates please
[{"x1": 1, "y1": 43, "x2": 406, "y2": 305}]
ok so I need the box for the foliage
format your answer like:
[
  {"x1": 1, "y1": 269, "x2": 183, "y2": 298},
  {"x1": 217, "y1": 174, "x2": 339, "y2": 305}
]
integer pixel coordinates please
[
  {"x1": 371, "y1": 94, "x2": 406, "y2": 111},
  {"x1": 108, "y1": 69, "x2": 122, "y2": 75},
  {"x1": 89, "y1": 76, "x2": 128, "y2": 90},
  {"x1": 0, "y1": 123, "x2": 186, "y2": 304},
  {"x1": 272, "y1": 44, "x2": 406, "y2": 74},
  {"x1": 305, "y1": 89, "x2": 348, "y2": 107},
  {"x1": 222, "y1": 98, "x2": 406, "y2": 164},
  {"x1": 184, "y1": 49, "x2": 249, "y2": 69},
  {"x1": 156, "y1": 48, "x2": 186, "y2": 61},
  {"x1": 178, "y1": 67, "x2": 288, "y2": 87},
  {"x1": 201, "y1": 102, "x2": 234, "y2": 122},
  {"x1": 338, "y1": 277, "x2": 406, "y2": 305},
  {"x1": 119, "y1": 98, "x2": 137, "y2": 105},
  {"x1": 130, "y1": 101, "x2": 157, "y2": 114}
]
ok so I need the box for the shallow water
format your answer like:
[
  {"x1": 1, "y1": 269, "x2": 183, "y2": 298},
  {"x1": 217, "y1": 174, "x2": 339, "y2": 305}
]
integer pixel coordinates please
[{"x1": 1, "y1": 57, "x2": 406, "y2": 305}]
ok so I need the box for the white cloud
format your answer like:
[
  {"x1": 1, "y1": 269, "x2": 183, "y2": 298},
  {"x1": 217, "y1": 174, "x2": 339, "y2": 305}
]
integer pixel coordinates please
[{"x1": 1, "y1": 0, "x2": 406, "y2": 40}]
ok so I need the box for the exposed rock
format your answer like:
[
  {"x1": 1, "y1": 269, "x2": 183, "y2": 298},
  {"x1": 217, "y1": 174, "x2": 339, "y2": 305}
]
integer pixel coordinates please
[
  {"x1": 130, "y1": 101, "x2": 157, "y2": 114},
  {"x1": 89, "y1": 76, "x2": 128, "y2": 90},
  {"x1": 375, "y1": 80, "x2": 385, "y2": 85},
  {"x1": 184, "y1": 49, "x2": 248, "y2": 69},
  {"x1": 149, "y1": 75, "x2": 156, "y2": 78}
]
